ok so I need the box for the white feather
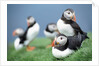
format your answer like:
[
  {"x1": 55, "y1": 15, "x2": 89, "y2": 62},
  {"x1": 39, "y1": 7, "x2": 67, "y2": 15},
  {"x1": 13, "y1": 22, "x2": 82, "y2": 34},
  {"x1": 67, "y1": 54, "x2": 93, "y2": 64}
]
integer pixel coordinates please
[
  {"x1": 14, "y1": 38, "x2": 24, "y2": 50},
  {"x1": 44, "y1": 30, "x2": 58, "y2": 40},
  {"x1": 24, "y1": 23, "x2": 40, "y2": 46},
  {"x1": 52, "y1": 47, "x2": 74, "y2": 58},
  {"x1": 57, "y1": 19, "x2": 75, "y2": 36}
]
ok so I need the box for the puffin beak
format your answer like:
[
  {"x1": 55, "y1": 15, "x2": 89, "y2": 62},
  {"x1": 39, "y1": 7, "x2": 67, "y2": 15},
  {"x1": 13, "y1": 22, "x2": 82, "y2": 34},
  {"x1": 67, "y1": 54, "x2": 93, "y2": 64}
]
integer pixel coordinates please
[
  {"x1": 52, "y1": 40, "x2": 55, "y2": 47},
  {"x1": 71, "y1": 13, "x2": 76, "y2": 22},
  {"x1": 52, "y1": 40, "x2": 59, "y2": 47},
  {"x1": 27, "y1": 22, "x2": 30, "y2": 26},
  {"x1": 73, "y1": 15, "x2": 76, "y2": 22},
  {"x1": 13, "y1": 30, "x2": 16, "y2": 36}
]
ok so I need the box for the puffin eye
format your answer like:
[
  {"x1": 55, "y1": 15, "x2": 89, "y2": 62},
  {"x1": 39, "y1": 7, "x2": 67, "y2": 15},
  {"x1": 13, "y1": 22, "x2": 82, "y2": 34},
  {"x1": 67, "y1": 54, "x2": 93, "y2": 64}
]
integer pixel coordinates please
[
  {"x1": 60, "y1": 37, "x2": 63, "y2": 40},
  {"x1": 68, "y1": 12, "x2": 70, "y2": 14}
]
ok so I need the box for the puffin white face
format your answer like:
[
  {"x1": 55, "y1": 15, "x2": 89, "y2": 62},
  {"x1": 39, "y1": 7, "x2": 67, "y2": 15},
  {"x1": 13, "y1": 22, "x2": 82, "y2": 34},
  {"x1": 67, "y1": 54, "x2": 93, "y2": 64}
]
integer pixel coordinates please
[
  {"x1": 48, "y1": 24, "x2": 58, "y2": 32},
  {"x1": 64, "y1": 10, "x2": 74, "y2": 20},
  {"x1": 27, "y1": 16, "x2": 35, "y2": 26},
  {"x1": 55, "y1": 35, "x2": 67, "y2": 47},
  {"x1": 13, "y1": 28, "x2": 24, "y2": 36}
]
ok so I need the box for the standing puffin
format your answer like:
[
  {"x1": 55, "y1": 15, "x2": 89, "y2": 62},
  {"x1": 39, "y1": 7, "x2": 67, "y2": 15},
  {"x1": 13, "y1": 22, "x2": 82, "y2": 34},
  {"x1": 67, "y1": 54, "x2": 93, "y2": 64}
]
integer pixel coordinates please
[
  {"x1": 44, "y1": 23, "x2": 59, "y2": 48},
  {"x1": 57, "y1": 8, "x2": 88, "y2": 39},
  {"x1": 13, "y1": 28, "x2": 25, "y2": 50},
  {"x1": 13, "y1": 16, "x2": 40, "y2": 51},
  {"x1": 24, "y1": 16, "x2": 40, "y2": 51},
  {"x1": 52, "y1": 33, "x2": 85, "y2": 58},
  {"x1": 26, "y1": 16, "x2": 40, "y2": 42}
]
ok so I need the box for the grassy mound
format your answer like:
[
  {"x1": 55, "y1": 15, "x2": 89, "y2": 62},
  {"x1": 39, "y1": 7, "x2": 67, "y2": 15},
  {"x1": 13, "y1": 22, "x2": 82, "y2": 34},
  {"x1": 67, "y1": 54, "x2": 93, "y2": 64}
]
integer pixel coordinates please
[{"x1": 7, "y1": 33, "x2": 92, "y2": 61}]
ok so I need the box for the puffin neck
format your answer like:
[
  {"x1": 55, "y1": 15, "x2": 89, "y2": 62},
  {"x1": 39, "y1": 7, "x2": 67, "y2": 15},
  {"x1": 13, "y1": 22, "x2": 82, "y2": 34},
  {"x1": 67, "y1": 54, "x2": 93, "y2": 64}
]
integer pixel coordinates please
[
  {"x1": 61, "y1": 16, "x2": 73, "y2": 24},
  {"x1": 19, "y1": 35, "x2": 24, "y2": 39},
  {"x1": 28, "y1": 21, "x2": 36, "y2": 28}
]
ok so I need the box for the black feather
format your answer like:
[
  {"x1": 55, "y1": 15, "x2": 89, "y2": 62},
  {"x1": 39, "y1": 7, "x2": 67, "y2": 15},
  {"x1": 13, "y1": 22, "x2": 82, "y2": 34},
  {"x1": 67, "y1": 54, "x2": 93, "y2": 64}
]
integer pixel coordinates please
[
  {"x1": 54, "y1": 33, "x2": 88, "y2": 51},
  {"x1": 45, "y1": 23, "x2": 56, "y2": 33},
  {"x1": 19, "y1": 21, "x2": 36, "y2": 44},
  {"x1": 61, "y1": 16, "x2": 88, "y2": 40}
]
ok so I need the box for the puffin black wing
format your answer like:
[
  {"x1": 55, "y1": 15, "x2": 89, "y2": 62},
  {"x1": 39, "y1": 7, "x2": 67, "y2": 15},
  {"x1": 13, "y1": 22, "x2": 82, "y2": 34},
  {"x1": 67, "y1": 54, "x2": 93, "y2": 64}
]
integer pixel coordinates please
[
  {"x1": 19, "y1": 29, "x2": 28, "y2": 44},
  {"x1": 67, "y1": 32, "x2": 88, "y2": 50},
  {"x1": 61, "y1": 17, "x2": 87, "y2": 37},
  {"x1": 67, "y1": 36, "x2": 81, "y2": 50},
  {"x1": 71, "y1": 21, "x2": 83, "y2": 34},
  {"x1": 71, "y1": 21, "x2": 89, "y2": 39}
]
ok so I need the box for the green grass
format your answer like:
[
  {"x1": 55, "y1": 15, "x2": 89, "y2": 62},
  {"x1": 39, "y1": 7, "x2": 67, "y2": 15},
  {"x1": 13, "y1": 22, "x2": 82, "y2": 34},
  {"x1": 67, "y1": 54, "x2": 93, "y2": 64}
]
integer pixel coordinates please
[{"x1": 7, "y1": 32, "x2": 92, "y2": 61}]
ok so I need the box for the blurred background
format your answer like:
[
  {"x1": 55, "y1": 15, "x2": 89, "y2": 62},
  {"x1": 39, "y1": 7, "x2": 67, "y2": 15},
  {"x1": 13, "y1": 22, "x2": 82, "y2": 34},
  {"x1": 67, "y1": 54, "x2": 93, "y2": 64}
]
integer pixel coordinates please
[{"x1": 7, "y1": 4, "x2": 92, "y2": 43}]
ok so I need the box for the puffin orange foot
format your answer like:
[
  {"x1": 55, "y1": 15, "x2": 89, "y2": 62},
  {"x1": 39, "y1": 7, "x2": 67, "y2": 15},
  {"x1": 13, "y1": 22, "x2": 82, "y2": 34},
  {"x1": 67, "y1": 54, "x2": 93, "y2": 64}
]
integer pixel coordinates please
[{"x1": 26, "y1": 46, "x2": 36, "y2": 51}]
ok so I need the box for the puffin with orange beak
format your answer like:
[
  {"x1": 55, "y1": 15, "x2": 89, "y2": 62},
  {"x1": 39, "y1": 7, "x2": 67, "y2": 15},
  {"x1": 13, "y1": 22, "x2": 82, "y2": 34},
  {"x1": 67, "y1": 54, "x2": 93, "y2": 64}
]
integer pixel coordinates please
[
  {"x1": 57, "y1": 8, "x2": 88, "y2": 38},
  {"x1": 52, "y1": 33, "x2": 86, "y2": 58},
  {"x1": 44, "y1": 23, "x2": 59, "y2": 48},
  {"x1": 25, "y1": 16, "x2": 40, "y2": 51},
  {"x1": 13, "y1": 28, "x2": 25, "y2": 50},
  {"x1": 13, "y1": 16, "x2": 40, "y2": 51}
]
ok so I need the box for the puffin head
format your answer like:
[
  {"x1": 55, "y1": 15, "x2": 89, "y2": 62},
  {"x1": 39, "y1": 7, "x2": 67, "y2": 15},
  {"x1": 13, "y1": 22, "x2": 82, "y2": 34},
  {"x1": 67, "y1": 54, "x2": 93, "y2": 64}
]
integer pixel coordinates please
[
  {"x1": 54, "y1": 34, "x2": 67, "y2": 47},
  {"x1": 47, "y1": 23, "x2": 58, "y2": 32},
  {"x1": 62, "y1": 8, "x2": 76, "y2": 22},
  {"x1": 27, "y1": 16, "x2": 35, "y2": 26},
  {"x1": 13, "y1": 28, "x2": 24, "y2": 36}
]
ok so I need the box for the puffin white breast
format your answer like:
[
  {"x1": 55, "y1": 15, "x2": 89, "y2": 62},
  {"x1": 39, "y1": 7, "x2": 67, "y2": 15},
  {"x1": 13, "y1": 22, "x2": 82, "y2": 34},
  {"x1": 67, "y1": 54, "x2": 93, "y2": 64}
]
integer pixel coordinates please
[
  {"x1": 26, "y1": 23, "x2": 40, "y2": 41},
  {"x1": 52, "y1": 47, "x2": 74, "y2": 58},
  {"x1": 57, "y1": 19, "x2": 75, "y2": 36},
  {"x1": 14, "y1": 38, "x2": 24, "y2": 50}
]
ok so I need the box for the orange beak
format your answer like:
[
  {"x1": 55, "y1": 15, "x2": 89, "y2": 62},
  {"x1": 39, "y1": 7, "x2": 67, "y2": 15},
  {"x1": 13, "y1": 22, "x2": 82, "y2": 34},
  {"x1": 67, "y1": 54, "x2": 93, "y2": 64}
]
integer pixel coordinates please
[
  {"x1": 73, "y1": 15, "x2": 76, "y2": 22},
  {"x1": 52, "y1": 40, "x2": 55, "y2": 47},
  {"x1": 13, "y1": 30, "x2": 16, "y2": 36}
]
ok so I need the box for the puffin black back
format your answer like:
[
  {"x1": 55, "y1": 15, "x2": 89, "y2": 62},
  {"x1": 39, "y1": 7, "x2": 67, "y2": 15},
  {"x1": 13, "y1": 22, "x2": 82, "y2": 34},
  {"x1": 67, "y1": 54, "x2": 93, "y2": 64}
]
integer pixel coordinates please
[{"x1": 67, "y1": 35, "x2": 82, "y2": 50}]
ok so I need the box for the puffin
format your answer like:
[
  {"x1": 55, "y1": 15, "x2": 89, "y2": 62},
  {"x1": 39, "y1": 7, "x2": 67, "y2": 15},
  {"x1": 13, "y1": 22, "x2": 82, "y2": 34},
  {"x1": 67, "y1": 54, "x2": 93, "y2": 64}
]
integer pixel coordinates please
[
  {"x1": 52, "y1": 33, "x2": 86, "y2": 58},
  {"x1": 13, "y1": 16, "x2": 40, "y2": 51},
  {"x1": 13, "y1": 28, "x2": 25, "y2": 50},
  {"x1": 24, "y1": 16, "x2": 40, "y2": 51},
  {"x1": 44, "y1": 23, "x2": 59, "y2": 48},
  {"x1": 57, "y1": 8, "x2": 88, "y2": 39}
]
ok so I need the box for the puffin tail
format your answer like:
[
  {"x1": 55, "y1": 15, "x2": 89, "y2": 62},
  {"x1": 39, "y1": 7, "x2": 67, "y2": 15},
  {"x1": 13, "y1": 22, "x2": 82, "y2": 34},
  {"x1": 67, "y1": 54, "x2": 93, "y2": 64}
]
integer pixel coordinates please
[
  {"x1": 78, "y1": 32, "x2": 89, "y2": 43},
  {"x1": 83, "y1": 32, "x2": 89, "y2": 39}
]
